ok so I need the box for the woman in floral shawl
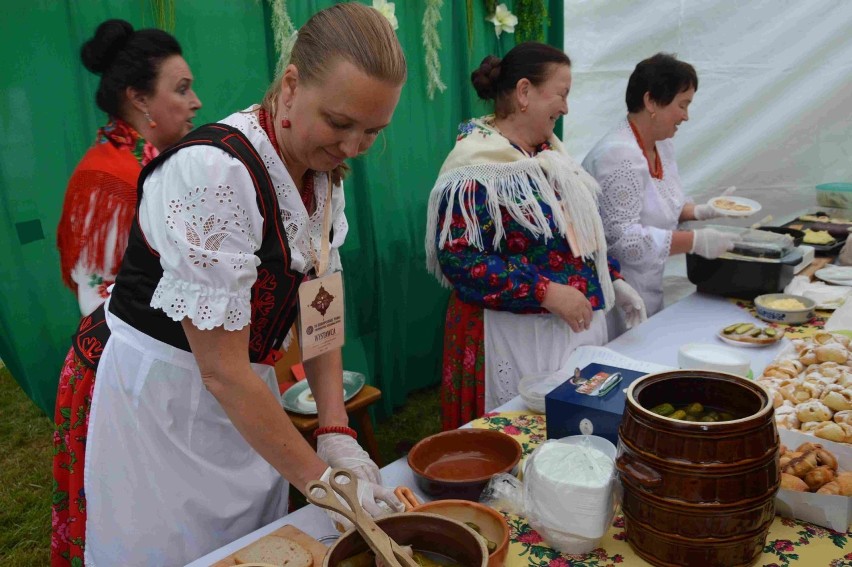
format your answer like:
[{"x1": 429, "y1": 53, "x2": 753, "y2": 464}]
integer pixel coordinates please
[
  {"x1": 57, "y1": 19, "x2": 201, "y2": 316},
  {"x1": 426, "y1": 43, "x2": 646, "y2": 429}
]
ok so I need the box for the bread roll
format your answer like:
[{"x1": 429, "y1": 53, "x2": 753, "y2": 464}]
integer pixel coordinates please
[{"x1": 234, "y1": 535, "x2": 313, "y2": 567}]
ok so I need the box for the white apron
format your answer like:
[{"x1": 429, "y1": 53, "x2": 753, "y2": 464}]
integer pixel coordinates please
[
  {"x1": 83, "y1": 301, "x2": 288, "y2": 567},
  {"x1": 483, "y1": 309, "x2": 608, "y2": 411}
]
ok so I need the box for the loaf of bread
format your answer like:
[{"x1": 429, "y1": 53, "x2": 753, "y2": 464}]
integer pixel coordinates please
[{"x1": 234, "y1": 535, "x2": 313, "y2": 567}]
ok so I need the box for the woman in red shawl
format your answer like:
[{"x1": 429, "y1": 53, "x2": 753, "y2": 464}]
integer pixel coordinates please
[
  {"x1": 52, "y1": 19, "x2": 200, "y2": 566},
  {"x1": 57, "y1": 19, "x2": 202, "y2": 316}
]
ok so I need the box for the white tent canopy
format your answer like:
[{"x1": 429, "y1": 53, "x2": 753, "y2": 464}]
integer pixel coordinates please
[{"x1": 562, "y1": 0, "x2": 852, "y2": 217}]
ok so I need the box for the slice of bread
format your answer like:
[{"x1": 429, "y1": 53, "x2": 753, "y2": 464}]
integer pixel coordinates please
[{"x1": 234, "y1": 535, "x2": 313, "y2": 567}]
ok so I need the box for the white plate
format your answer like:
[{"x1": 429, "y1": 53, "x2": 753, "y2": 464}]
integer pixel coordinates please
[
  {"x1": 281, "y1": 371, "x2": 366, "y2": 415},
  {"x1": 815, "y1": 267, "x2": 852, "y2": 286},
  {"x1": 709, "y1": 196, "x2": 762, "y2": 217},
  {"x1": 717, "y1": 333, "x2": 781, "y2": 348}
]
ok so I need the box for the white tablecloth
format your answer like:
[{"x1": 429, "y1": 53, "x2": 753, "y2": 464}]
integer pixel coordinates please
[{"x1": 186, "y1": 291, "x2": 784, "y2": 566}]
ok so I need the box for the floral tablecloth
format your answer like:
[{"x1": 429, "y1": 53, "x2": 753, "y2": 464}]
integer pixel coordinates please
[
  {"x1": 731, "y1": 298, "x2": 831, "y2": 339},
  {"x1": 470, "y1": 412, "x2": 852, "y2": 566}
]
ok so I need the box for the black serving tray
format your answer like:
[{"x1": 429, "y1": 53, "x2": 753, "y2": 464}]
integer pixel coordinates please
[{"x1": 686, "y1": 248, "x2": 804, "y2": 300}]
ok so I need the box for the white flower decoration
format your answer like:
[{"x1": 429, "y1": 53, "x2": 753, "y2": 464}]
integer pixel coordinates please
[
  {"x1": 487, "y1": 3, "x2": 518, "y2": 37},
  {"x1": 372, "y1": 0, "x2": 399, "y2": 31}
]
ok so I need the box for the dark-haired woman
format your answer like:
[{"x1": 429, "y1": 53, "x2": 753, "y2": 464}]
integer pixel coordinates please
[
  {"x1": 426, "y1": 42, "x2": 646, "y2": 430},
  {"x1": 583, "y1": 53, "x2": 746, "y2": 331},
  {"x1": 57, "y1": 19, "x2": 201, "y2": 316}
]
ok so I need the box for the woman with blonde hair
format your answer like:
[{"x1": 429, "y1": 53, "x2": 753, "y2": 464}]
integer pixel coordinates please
[{"x1": 52, "y1": 4, "x2": 406, "y2": 565}]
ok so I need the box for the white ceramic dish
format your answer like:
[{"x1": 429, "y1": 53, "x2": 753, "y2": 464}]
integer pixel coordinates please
[
  {"x1": 754, "y1": 293, "x2": 816, "y2": 325},
  {"x1": 677, "y1": 343, "x2": 751, "y2": 377},
  {"x1": 281, "y1": 371, "x2": 366, "y2": 415},
  {"x1": 518, "y1": 370, "x2": 572, "y2": 414},
  {"x1": 709, "y1": 196, "x2": 762, "y2": 217},
  {"x1": 815, "y1": 266, "x2": 852, "y2": 286}
]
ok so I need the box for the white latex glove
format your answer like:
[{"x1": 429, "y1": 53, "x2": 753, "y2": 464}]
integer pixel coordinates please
[
  {"x1": 693, "y1": 186, "x2": 739, "y2": 220},
  {"x1": 317, "y1": 433, "x2": 382, "y2": 485},
  {"x1": 313, "y1": 467, "x2": 404, "y2": 531},
  {"x1": 691, "y1": 228, "x2": 740, "y2": 259},
  {"x1": 613, "y1": 279, "x2": 647, "y2": 329}
]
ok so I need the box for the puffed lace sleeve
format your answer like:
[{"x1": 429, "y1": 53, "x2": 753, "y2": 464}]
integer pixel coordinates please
[
  {"x1": 139, "y1": 145, "x2": 265, "y2": 331},
  {"x1": 591, "y1": 143, "x2": 672, "y2": 270}
]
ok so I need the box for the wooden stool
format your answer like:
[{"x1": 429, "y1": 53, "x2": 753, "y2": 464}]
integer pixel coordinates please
[{"x1": 285, "y1": 384, "x2": 383, "y2": 467}]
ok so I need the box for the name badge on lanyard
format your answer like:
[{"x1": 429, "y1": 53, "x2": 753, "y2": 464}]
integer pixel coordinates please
[{"x1": 298, "y1": 174, "x2": 345, "y2": 361}]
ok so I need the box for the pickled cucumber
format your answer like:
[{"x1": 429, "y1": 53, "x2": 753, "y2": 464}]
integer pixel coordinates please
[
  {"x1": 723, "y1": 323, "x2": 741, "y2": 334},
  {"x1": 670, "y1": 409, "x2": 688, "y2": 420},
  {"x1": 765, "y1": 328, "x2": 777, "y2": 337},
  {"x1": 650, "y1": 403, "x2": 675, "y2": 416},
  {"x1": 686, "y1": 402, "x2": 704, "y2": 415},
  {"x1": 748, "y1": 328, "x2": 762, "y2": 337},
  {"x1": 734, "y1": 323, "x2": 754, "y2": 334}
]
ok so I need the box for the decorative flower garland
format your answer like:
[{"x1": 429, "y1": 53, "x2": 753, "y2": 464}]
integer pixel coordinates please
[
  {"x1": 266, "y1": 0, "x2": 297, "y2": 75},
  {"x1": 423, "y1": 0, "x2": 446, "y2": 99}
]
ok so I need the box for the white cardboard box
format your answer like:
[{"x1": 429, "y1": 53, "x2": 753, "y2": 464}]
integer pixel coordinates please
[{"x1": 776, "y1": 428, "x2": 852, "y2": 531}]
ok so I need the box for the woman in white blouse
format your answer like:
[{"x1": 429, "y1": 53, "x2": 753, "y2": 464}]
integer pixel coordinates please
[
  {"x1": 583, "y1": 53, "x2": 747, "y2": 333},
  {"x1": 52, "y1": 5, "x2": 406, "y2": 565}
]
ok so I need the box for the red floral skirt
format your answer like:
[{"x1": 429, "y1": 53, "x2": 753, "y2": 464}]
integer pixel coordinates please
[
  {"x1": 52, "y1": 348, "x2": 94, "y2": 566},
  {"x1": 440, "y1": 292, "x2": 486, "y2": 430}
]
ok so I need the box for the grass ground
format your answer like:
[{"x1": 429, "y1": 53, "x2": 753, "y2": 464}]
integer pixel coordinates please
[{"x1": 0, "y1": 367, "x2": 441, "y2": 566}]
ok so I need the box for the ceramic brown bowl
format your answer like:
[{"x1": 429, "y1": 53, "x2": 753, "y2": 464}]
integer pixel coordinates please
[
  {"x1": 407, "y1": 429, "x2": 522, "y2": 501},
  {"x1": 323, "y1": 512, "x2": 488, "y2": 566},
  {"x1": 411, "y1": 500, "x2": 510, "y2": 567}
]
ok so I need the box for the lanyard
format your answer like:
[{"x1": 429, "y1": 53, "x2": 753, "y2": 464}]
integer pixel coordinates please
[{"x1": 311, "y1": 172, "x2": 334, "y2": 277}]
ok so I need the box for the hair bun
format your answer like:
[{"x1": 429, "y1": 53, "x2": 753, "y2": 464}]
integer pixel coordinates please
[
  {"x1": 471, "y1": 55, "x2": 503, "y2": 100},
  {"x1": 81, "y1": 19, "x2": 134, "y2": 74}
]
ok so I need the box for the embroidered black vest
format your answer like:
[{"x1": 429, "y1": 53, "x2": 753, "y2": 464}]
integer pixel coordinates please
[{"x1": 72, "y1": 123, "x2": 304, "y2": 369}]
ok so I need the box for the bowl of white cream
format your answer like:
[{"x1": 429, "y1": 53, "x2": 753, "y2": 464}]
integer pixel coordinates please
[{"x1": 677, "y1": 343, "x2": 751, "y2": 378}]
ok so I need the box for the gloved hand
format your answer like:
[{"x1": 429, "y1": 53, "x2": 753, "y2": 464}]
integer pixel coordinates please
[
  {"x1": 317, "y1": 433, "x2": 381, "y2": 485},
  {"x1": 691, "y1": 228, "x2": 740, "y2": 259},
  {"x1": 613, "y1": 279, "x2": 647, "y2": 329},
  {"x1": 693, "y1": 186, "x2": 743, "y2": 220},
  {"x1": 313, "y1": 467, "x2": 404, "y2": 531}
]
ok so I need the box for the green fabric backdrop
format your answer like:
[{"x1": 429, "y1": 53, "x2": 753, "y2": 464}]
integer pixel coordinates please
[{"x1": 0, "y1": 1, "x2": 562, "y2": 417}]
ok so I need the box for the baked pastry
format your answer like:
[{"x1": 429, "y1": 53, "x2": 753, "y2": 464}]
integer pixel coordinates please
[
  {"x1": 801, "y1": 421, "x2": 852, "y2": 443},
  {"x1": 834, "y1": 410, "x2": 852, "y2": 425},
  {"x1": 783, "y1": 381, "x2": 823, "y2": 405},
  {"x1": 775, "y1": 403, "x2": 800, "y2": 430},
  {"x1": 781, "y1": 473, "x2": 809, "y2": 492},
  {"x1": 815, "y1": 344, "x2": 848, "y2": 364},
  {"x1": 796, "y1": 400, "x2": 834, "y2": 423},
  {"x1": 804, "y1": 465, "x2": 836, "y2": 490},
  {"x1": 821, "y1": 387, "x2": 852, "y2": 412}
]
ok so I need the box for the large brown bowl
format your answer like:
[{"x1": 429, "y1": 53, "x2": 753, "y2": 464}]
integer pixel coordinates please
[
  {"x1": 413, "y1": 500, "x2": 510, "y2": 567},
  {"x1": 407, "y1": 429, "x2": 522, "y2": 501},
  {"x1": 323, "y1": 512, "x2": 488, "y2": 566}
]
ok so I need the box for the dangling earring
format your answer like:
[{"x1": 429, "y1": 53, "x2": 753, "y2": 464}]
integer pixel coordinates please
[
  {"x1": 144, "y1": 111, "x2": 157, "y2": 128},
  {"x1": 281, "y1": 117, "x2": 291, "y2": 128}
]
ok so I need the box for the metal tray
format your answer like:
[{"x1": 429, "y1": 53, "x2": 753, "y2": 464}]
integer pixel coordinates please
[{"x1": 780, "y1": 215, "x2": 847, "y2": 255}]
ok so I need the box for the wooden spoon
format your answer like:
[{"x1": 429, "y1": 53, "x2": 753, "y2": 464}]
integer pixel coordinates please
[{"x1": 306, "y1": 469, "x2": 418, "y2": 567}]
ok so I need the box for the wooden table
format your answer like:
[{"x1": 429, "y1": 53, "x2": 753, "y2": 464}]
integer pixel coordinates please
[{"x1": 285, "y1": 384, "x2": 383, "y2": 466}]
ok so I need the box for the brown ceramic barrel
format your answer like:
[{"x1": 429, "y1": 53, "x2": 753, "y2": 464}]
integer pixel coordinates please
[{"x1": 617, "y1": 370, "x2": 779, "y2": 567}]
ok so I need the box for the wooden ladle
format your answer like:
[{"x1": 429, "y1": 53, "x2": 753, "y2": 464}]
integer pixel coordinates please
[{"x1": 306, "y1": 468, "x2": 418, "y2": 567}]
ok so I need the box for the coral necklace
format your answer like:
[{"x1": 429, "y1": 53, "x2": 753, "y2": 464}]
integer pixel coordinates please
[{"x1": 258, "y1": 107, "x2": 315, "y2": 214}]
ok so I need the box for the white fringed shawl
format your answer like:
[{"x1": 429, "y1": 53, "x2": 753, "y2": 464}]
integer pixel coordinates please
[{"x1": 425, "y1": 116, "x2": 614, "y2": 311}]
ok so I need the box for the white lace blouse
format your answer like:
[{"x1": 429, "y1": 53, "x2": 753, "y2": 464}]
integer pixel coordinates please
[
  {"x1": 139, "y1": 106, "x2": 348, "y2": 331},
  {"x1": 582, "y1": 118, "x2": 687, "y2": 315}
]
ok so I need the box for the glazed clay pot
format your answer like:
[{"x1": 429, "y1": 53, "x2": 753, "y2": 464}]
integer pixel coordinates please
[
  {"x1": 412, "y1": 500, "x2": 510, "y2": 567},
  {"x1": 617, "y1": 370, "x2": 780, "y2": 567},
  {"x1": 323, "y1": 512, "x2": 488, "y2": 566},
  {"x1": 407, "y1": 429, "x2": 521, "y2": 501}
]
